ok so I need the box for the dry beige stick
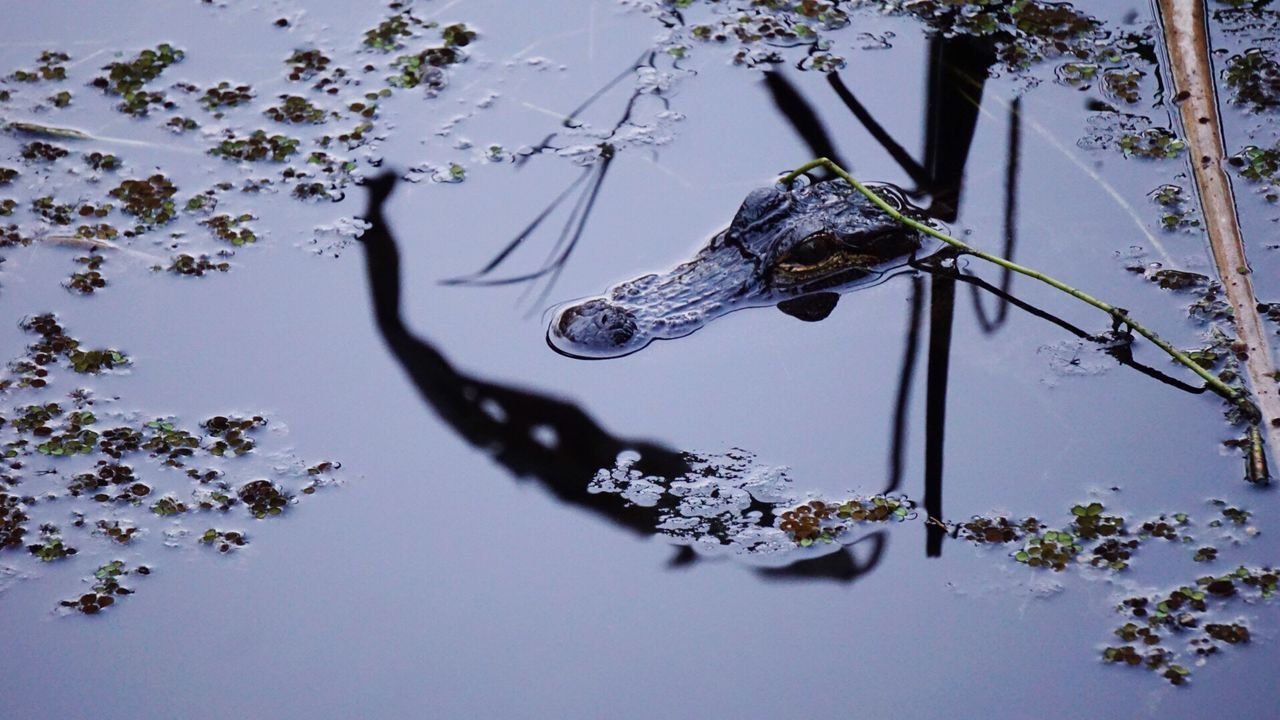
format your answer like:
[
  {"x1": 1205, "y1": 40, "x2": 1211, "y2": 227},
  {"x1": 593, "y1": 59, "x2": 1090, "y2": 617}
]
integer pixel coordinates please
[
  {"x1": 1158, "y1": 0, "x2": 1280, "y2": 468},
  {"x1": 40, "y1": 235, "x2": 166, "y2": 264}
]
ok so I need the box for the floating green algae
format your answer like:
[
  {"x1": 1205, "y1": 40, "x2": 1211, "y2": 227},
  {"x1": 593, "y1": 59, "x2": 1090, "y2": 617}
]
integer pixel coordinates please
[
  {"x1": 91, "y1": 43, "x2": 184, "y2": 116},
  {"x1": 209, "y1": 130, "x2": 300, "y2": 162},
  {"x1": 0, "y1": 314, "x2": 344, "y2": 615}
]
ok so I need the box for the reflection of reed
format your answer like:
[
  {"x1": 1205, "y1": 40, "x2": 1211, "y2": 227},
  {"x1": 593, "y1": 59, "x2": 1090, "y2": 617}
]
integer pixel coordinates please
[{"x1": 924, "y1": 270, "x2": 954, "y2": 557}]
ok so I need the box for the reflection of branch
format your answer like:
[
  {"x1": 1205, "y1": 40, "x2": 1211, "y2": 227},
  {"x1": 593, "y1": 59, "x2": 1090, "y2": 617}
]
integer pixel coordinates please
[
  {"x1": 762, "y1": 71, "x2": 845, "y2": 172},
  {"x1": 922, "y1": 34, "x2": 993, "y2": 222},
  {"x1": 442, "y1": 153, "x2": 614, "y2": 313},
  {"x1": 950, "y1": 269, "x2": 1206, "y2": 395},
  {"x1": 444, "y1": 51, "x2": 666, "y2": 307},
  {"x1": 759, "y1": 532, "x2": 885, "y2": 582},
  {"x1": 826, "y1": 73, "x2": 928, "y2": 190},
  {"x1": 886, "y1": 275, "x2": 924, "y2": 494},
  {"x1": 969, "y1": 96, "x2": 1020, "y2": 333},
  {"x1": 441, "y1": 167, "x2": 592, "y2": 283}
]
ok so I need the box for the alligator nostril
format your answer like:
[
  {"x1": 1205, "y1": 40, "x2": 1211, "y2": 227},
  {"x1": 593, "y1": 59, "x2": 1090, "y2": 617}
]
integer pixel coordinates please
[{"x1": 549, "y1": 299, "x2": 640, "y2": 358}]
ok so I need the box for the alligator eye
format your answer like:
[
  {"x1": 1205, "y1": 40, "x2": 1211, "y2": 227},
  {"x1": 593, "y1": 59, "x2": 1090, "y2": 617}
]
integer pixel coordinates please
[{"x1": 776, "y1": 231, "x2": 840, "y2": 268}]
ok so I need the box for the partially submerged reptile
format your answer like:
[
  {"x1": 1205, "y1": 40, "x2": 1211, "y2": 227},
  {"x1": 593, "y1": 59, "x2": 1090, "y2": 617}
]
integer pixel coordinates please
[{"x1": 548, "y1": 178, "x2": 936, "y2": 359}]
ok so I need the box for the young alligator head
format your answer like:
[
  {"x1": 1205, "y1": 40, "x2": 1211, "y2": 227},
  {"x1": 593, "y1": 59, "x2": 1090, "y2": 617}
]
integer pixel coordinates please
[{"x1": 548, "y1": 178, "x2": 933, "y2": 359}]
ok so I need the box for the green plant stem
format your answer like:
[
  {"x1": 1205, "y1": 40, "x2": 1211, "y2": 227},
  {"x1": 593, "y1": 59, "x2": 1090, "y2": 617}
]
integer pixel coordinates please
[{"x1": 780, "y1": 157, "x2": 1254, "y2": 417}]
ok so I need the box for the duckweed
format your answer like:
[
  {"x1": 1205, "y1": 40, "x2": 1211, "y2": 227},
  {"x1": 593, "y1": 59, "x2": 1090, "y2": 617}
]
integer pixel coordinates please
[
  {"x1": 1193, "y1": 546, "x2": 1218, "y2": 562},
  {"x1": 193, "y1": 486, "x2": 237, "y2": 511},
  {"x1": 209, "y1": 130, "x2": 300, "y2": 162},
  {"x1": 301, "y1": 461, "x2": 342, "y2": 494},
  {"x1": 108, "y1": 174, "x2": 177, "y2": 230},
  {"x1": 1070, "y1": 502, "x2": 1124, "y2": 539},
  {"x1": 1, "y1": 314, "x2": 345, "y2": 611},
  {"x1": 67, "y1": 461, "x2": 136, "y2": 497},
  {"x1": 35, "y1": 409, "x2": 99, "y2": 456},
  {"x1": 363, "y1": 11, "x2": 430, "y2": 51},
  {"x1": 199, "y1": 528, "x2": 246, "y2": 553},
  {"x1": 1148, "y1": 185, "x2": 1200, "y2": 231},
  {"x1": 201, "y1": 214, "x2": 258, "y2": 246},
  {"x1": 21, "y1": 141, "x2": 69, "y2": 162},
  {"x1": 150, "y1": 496, "x2": 189, "y2": 517},
  {"x1": 284, "y1": 49, "x2": 331, "y2": 83},
  {"x1": 955, "y1": 515, "x2": 1043, "y2": 544},
  {"x1": 1140, "y1": 515, "x2": 1189, "y2": 541},
  {"x1": 1105, "y1": 566, "x2": 1278, "y2": 684},
  {"x1": 11, "y1": 50, "x2": 69, "y2": 82},
  {"x1": 1014, "y1": 530, "x2": 1082, "y2": 571},
  {"x1": 199, "y1": 81, "x2": 255, "y2": 114},
  {"x1": 166, "y1": 116, "x2": 199, "y2": 132},
  {"x1": 98, "y1": 427, "x2": 142, "y2": 458},
  {"x1": 84, "y1": 152, "x2": 120, "y2": 172},
  {"x1": 316, "y1": 121, "x2": 374, "y2": 150},
  {"x1": 238, "y1": 479, "x2": 288, "y2": 518},
  {"x1": 59, "y1": 560, "x2": 143, "y2": 614},
  {"x1": 162, "y1": 254, "x2": 230, "y2": 276},
  {"x1": 1187, "y1": 283, "x2": 1233, "y2": 323},
  {"x1": 1210, "y1": 500, "x2": 1250, "y2": 526},
  {"x1": 91, "y1": 43, "x2": 184, "y2": 115},
  {"x1": 33, "y1": 196, "x2": 79, "y2": 225},
  {"x1": 94, "y1": 520, "x2": 137, "y2": 544},
  {"x1": 7, "y1": 314, "x2": 129, "y2": 384},
  {"x1": 1146, "y1": 266, "x2": 1203, "y2": 288},
  {"x1": 73, "y1": 223, "x2": 119, "y2": 241},
  {"x1": 1224, "y1": 48, "x2": 1280, "y2": 111},
  {"x1": 27, "y1": 524, "x2": 76, "y2": 561},
  {"x1": 141, "y1": 419, "x2": 199, "y2": 466},
  {"x1": 264, "y1": 95, "x2": 327, "y2": 124},
  {"x1": 67, "y1": 253, "x2": 106, "y2": 294},
  {"x1": 202, "y1": 415, "x2": 265, "y2": 456},
  {"x1": 1118, "y1": 128, "x2": 1186, "y2": 159},
  {"x1": 1229, "y1": 143, "x2": 1280, "y2": 183},
  {"x1": 441, "y1": 23, "x2": 476, "y2": 48},
  {"x1": 0, "y1": 492, "x2": 29, "y2": 549},
  {"x1": 779, "y1": 496, "x2": 914, "y2": 545}
]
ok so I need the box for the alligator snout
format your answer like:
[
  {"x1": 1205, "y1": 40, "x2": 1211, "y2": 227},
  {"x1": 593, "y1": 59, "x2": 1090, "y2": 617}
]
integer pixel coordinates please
[{"x1": 549, "y1": 299, "x2": 641, "y2": 359}]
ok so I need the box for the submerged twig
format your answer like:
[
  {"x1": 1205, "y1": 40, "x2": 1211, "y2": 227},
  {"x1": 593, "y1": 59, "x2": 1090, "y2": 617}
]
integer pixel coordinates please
[
  {"x1": 780, "y1": 158, "x2": 1266, "y2": 470},
  {"x1": 1157, "y1": 0, "x2": 1278, "y2": 478}
]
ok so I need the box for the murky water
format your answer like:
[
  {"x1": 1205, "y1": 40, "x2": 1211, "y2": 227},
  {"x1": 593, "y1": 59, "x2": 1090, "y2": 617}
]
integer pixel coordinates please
[{"x1": 1, "y1": 2, "x2": 1278, "y2": 718}]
